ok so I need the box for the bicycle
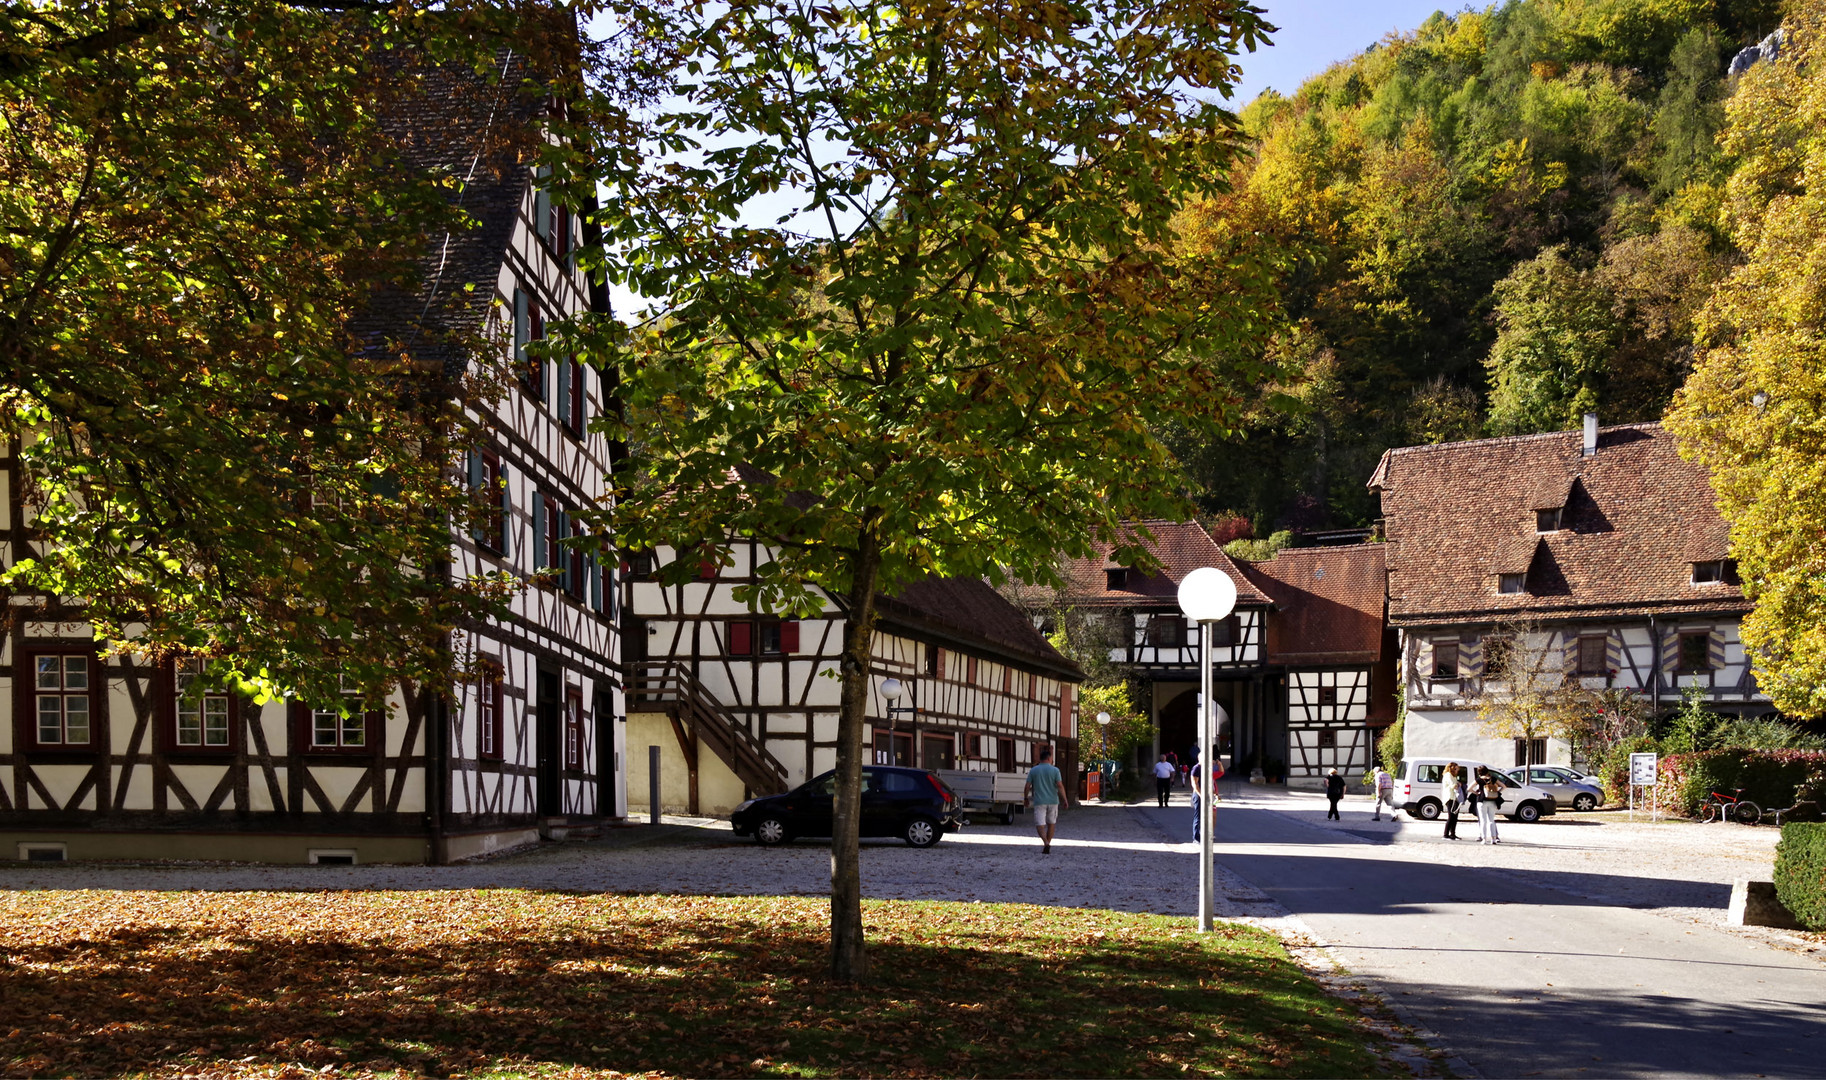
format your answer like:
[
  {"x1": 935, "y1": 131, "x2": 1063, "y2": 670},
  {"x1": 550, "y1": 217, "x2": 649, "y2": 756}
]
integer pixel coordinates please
[{"x1": 1700, "y1": 787, "x2": 1762, "y2": 825}]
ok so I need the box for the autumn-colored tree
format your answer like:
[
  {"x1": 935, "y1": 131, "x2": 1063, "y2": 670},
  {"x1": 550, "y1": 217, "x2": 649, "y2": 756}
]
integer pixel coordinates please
[
  {"x1": 1668, "y1": 4, "x2": 1826, "y2": 718},
  {"x1": 589, "y1": 0, "x2": 1280, "y2": 981},
  {"x1": 1471, "y1": 619, "x2": 1599, "y2": 748},
  {"x1": 0, "y1": 2, "x2": 607, "y2": 704}
]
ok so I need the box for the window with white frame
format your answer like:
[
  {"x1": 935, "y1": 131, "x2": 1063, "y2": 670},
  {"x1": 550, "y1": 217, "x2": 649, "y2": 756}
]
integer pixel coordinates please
[
  {"x1": 479, "y1": 660, "x2": 504, "y2": 760},
  {"x1": 311, "y1": 676, "x2": 369, "y2": 749},
  {"x1": 34, "y1": 654, "x2": 91, "y2": 746},
  {"x1": 173, "y1": 658, "x2": 230, "y2": 748}
]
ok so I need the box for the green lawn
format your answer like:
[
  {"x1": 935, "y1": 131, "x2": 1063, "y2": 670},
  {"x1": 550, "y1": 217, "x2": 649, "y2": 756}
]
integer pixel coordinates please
[{"x1": 0, "y1": 891, "x2": 1397, "y2": 1077}]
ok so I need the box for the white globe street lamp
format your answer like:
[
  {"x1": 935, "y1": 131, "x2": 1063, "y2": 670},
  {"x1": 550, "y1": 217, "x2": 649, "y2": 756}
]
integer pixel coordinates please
[
  {"x1": 881, "y1": 678, "x2": 904, "y2": 702},
  {"x1": 1178, "y1": 565, "x2": 1237, "y2": 933}
]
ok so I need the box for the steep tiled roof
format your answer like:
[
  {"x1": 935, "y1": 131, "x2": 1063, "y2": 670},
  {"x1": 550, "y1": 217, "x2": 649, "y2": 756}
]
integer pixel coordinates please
[
  {"x1": 1240, "y1": 545, "x2": 1389, "y2": 664},
  {"x1": 1048, "y1": 520, "x2": 1271, "y2": 609},
  {"x1": 880, "y1": 578, "x2": 1082, "y2": 681},
  {"x1": 354, "y1": 57, "x2": 541, "y2": 378},
  {"x1": 1370, "y1": 423, "x2": 1748, "y2": 625}
]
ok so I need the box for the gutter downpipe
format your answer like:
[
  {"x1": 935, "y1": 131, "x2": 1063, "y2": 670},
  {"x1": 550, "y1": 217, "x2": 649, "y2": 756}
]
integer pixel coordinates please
[{"x1": 1649, "y1": 615, "x2": 1659, "y2": 717}]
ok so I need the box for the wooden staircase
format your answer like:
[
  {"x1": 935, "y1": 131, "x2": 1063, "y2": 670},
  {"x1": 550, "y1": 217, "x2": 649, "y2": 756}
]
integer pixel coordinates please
[{"x1": 626, "y1": 660, "x2": 790, "y2": 800}]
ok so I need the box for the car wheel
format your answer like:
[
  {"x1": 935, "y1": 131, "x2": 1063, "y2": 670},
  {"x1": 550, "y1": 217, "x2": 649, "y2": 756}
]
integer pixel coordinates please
[
  {"x1": 904, "y1": 817, "x2": 942, "y2": 848},
  {"x1": 1413, "y1": 798, "x2": 1442, "y2": 821},
  {"x1": 1511, "y1": 801, "x2": 1542, "y2": 824},
  {"x1": 754, "y1": 816, "x2": 791, "y2": 846},
  {"x1": 1001, "y1": 810, "x2": 1015, "y2": 825},
  {"x1": 1572, "y1": 793, "x2": 1598, "y2": 812}
]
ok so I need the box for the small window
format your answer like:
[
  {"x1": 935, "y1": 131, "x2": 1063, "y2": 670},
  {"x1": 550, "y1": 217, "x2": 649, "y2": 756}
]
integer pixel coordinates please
[
  {"x1": 308, "y1": 849, "x2": 358, "y2": 866},
  {"x1": 564, "y1": 358, "x2": 586, "y2": 435},
  {"x1": 1207, "y1": 615, "x2": 1241, "y2": 648},
  {"x1": 1514, "y1": 737, "x2": 1546, "y2": 767},
  {"x1": 1692, "y1": 560, "x2": 1727, "y2": 584},
  {"x1": 1317, "y1": 686, "x2": 1338, "y2": 706},
  {"x1": 33, "y1": 654, "x2": 92, "y2": 747},
  {"x1": 1678, "y1": 632, "x2": 1712, "y2": 673},
  {"x1": 925, "y1": 646, "x2": 940, "y2": 678},
  {"x1": 1536, "y1": 508, "x2": 1562, "y2": 532},
  {"x1": 1498, "y1": 573, "x2": 1526, "y2": 594},
  {"x1": 1431, "y1": 642, "x2": 1459, "y2": 680},
  {"x1": 1577, "y1": 635, "x2": 1607, "y2": 676},
  {"x1": 1146, "y1": 616, "x2": 1186, "y2": 648},
  {"x1": 1105, "y1": 567, "x2": 1127, "y2": 590},
  {"x1": 474, "y1": 450, "x2": 506, "y2": 553},
  {"x1": 172, "y1": 658, "x2": 231, "y2": 749},
  {"x1": 1317, "y1": 729, "x2": 1337, "y2": 748},
  {"x1": 309, "y1": 676, "x2": 372, "y2": 750},
  {"x1": 478, "y1": 660, "x2": 504, "y2": 761},
  {"x1": 758, "y1": 620, "x2": 799, "y2": 656},
  {"x1": 565, "y1": 688, "x2": 584, "y2": 770}
]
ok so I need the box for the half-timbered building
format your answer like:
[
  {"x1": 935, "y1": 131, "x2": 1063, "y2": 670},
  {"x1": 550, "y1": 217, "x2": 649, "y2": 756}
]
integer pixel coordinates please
[
  {"x1": 1370, "y1": 417, "x2": 1770, "y2": 767},
  {"x1": 1, "y1": 69, "x2": 622, "y2": 865},
  {"x1": 1240, "y1": 545, "x2": 1397, "y2": 784},
  {"x1": 623, "y1": 542, "x2": 1083, "y2": 816},
  {"x1": 1045, "y1": 521, "x2": 1276, "y2": 773}
]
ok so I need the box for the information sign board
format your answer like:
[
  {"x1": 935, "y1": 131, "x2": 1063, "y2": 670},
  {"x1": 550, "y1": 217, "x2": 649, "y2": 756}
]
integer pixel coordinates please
[{"x1": 1629, "y1": 751, "x2": 1658, "y2": 787}]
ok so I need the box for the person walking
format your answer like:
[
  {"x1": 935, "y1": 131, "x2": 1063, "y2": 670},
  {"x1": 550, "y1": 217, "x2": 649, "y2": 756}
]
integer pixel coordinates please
[
  {"x1": 1024, "y1": 744, "x2": 1070, "y2": 854},
  {"x1": 1189, "y1": 756, "x2": 1225, "y2": 841},
  {"x1": 1473, "y1": 765, "x2": 1505, "y2": 844},
  {"x1": 1153, "y1": 757, "x2": 1175, "y2": 807},
  {"x1": 1324, "y1": 767, "x2": 1345, "y2": 820},
  {"x1": 1442, "y1": 763, "x2": 1466, "y2": 840},
  {"x1": 1371, "y1": 765, "x2": 1396, "y2": 821}
]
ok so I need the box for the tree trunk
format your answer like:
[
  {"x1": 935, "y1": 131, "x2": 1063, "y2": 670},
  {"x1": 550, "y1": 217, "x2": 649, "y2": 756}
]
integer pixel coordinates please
[{"x1": 830, "y1": 526, "x2": 883, "y2": 983}]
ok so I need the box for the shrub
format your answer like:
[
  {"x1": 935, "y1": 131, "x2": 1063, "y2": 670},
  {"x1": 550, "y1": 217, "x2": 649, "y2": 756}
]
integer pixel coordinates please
[
  {"x1": 1774, "y1": 823, "x2": 1826, "y2": 930},
  {"x1": 1597, "y1": 734, "x2": 1659, "y2": 806},
  {"x1": 1223, "y1": 530, "x2": 1293, "y2": 562},
  {"x1": 1377, "y1": 713, "x2": 1405, "y2": 773},
  {"x1": 1656, "y1": 749, "x2": 1826, "y2": 817}
]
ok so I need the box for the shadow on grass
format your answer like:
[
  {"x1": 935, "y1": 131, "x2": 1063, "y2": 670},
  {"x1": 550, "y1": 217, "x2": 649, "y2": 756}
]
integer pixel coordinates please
[{"x1": 0, "y1": 894, "x2": 1394, "y2": 1079}]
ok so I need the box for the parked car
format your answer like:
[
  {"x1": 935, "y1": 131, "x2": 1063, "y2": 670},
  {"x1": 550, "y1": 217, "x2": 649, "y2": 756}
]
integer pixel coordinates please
[
  {"x1": 732, "y1": 766, "x2": 964, "y2": 848},
  {"x1": 1506, "y1": 765, "x2": 1604, "y2": 812},
  {"x1": 1392, "y1": 758, "x2": 1559, "y2": 823}
]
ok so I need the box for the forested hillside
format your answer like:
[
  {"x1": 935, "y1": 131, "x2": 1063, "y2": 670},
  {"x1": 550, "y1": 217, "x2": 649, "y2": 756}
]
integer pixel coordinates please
[{"x1": 1174, "y1": 0, "x2": 1786, "y2": 533}]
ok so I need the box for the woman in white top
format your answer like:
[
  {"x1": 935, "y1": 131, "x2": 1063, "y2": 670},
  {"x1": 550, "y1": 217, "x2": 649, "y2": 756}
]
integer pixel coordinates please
[{"x1": 1441, "y1": 763, "x2": 1466, "y2": 840}]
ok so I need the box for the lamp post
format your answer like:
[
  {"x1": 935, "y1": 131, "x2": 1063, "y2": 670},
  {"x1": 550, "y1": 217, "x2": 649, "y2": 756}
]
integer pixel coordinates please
[
  {"x1": 881, "y1": 678, "x2": 916, "y2": 767},
  {"x1": 1096, "y1": 711, "x2": 1111, "y2": 801},
  {"x1": 1178, "y1": 565, "x2": 1237, "y2": 932}
]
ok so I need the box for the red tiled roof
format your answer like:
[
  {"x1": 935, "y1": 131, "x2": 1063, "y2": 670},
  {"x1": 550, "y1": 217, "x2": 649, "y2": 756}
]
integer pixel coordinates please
[
  {"x1": 880, "y1": 577, "x2": 1082, "y2": 681},
  {"x1": 1048, "y1": 520, "x2": 1271, "y2": 608},
  {"x1": 1369, "y1": 422, "x2": 1749, "y2": 625},
  {"x1": 1241, "y1": 545, "x2": 1389, "y2": 664}
]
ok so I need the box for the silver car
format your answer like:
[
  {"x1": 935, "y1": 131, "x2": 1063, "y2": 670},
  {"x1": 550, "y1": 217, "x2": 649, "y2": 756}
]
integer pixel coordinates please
[{"x1": 1506, "y1": 766, "x2": 1603, "y2": 811}]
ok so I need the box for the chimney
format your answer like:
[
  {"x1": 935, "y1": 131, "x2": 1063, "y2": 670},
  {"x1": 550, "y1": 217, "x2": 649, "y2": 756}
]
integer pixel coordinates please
[{"x1": 1582, "y1": 413, "x2": 1599, "y2": 457}]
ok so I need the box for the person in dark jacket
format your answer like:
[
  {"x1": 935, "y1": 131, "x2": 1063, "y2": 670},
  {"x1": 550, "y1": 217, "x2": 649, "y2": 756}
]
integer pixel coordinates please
[{"x1": 1324, "y1": 768, "x2": 1345, "y2": 820}]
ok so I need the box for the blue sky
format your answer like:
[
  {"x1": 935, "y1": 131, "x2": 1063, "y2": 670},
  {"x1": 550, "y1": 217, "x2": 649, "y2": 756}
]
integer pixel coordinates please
[{"x1": 1225, "y1": 0, "x2": 1475, "y2": 104}]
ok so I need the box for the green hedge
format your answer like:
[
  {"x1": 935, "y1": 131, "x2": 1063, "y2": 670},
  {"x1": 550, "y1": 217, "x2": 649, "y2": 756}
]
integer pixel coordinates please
[
  {"x1": 1775, "y1": 823, "x2": 1826, "y2": 931},
  {"x1": 1656, "y1": 750, "x2": 1826, "y2": 817}
]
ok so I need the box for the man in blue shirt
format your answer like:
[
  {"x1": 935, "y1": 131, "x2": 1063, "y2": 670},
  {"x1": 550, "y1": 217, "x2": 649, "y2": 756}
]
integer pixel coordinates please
[{"x1": 1024, "y1": 744, "x2": 1070, "y2": 854}]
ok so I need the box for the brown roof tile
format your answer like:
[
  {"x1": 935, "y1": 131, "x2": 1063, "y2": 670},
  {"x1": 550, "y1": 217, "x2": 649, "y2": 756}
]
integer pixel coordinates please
[
  {"x1": 1240, "y1": 545, "x2": 1389, "y2": 664},
  {"x1": 880, "y1": 577, "x2": 1082, "y2": 681},
  {"x1": 1048, "y1": 520, "x2": 1271, "y2": 609},
  {"x1": 1370, "y1": 423, "x2": 1748, "y2": 624}
]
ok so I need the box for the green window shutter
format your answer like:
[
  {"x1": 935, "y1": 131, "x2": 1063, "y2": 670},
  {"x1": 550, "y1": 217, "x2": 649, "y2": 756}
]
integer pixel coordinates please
[
  {"x1": 557, "y1": 358, "x2": 571, "y2": 430},
  {"x1": 531, "y1": 493, "x2": 545, "y2": 571},
  {"x1": 558, "y1": 510, "x2": 572, "y2": 593},
  {"x1": 513, "y1": 290, "x2": 529, "y2": 368},
  {"x1": 533, "y1": 167, "x2": 551, "y2": 242},
  {"x1": 588, "y1": 550, "x2": 602, "y2": 612},
  {"x1": 499, "y1": 474, "x2": 513, "y2": 558}
]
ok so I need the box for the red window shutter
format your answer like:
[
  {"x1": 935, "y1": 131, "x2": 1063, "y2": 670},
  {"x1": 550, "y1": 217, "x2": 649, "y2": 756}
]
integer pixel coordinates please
[
  {"x1": 935, "y1": 649, "x2": 945, "y2": 680},
  {"x1": 729, "y1": 621, "x2": 753, "y2": 656},
  {"x1": 1002, "y1": 666, "x2": 1011, "y2": 692},
  {"x1": 780, "y1": 620, "x2": 799, "y2": 654},
  {"x1": 698, "y1": 559, "x2": 718, "y2": 579},
  {"x1": 967, "y1": 657, "x2": 978, "y2": 685}
]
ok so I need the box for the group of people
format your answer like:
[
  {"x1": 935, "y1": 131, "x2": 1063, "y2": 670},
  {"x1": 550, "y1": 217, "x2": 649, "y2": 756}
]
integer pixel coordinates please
[
  {"x1": 1323, "y1": 763, "x2": 1508, "y2": 843},
  {"x1": 1440, "y1": 762, "x2": 1507, "y2": 844}
]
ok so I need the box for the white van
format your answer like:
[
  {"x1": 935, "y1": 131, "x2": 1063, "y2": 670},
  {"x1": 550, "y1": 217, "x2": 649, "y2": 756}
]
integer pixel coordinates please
[{"x1": 1393, "y1": 758, "x2": 1559, "y2": 823}]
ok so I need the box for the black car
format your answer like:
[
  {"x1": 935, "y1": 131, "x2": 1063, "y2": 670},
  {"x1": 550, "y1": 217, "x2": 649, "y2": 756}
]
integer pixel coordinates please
[{"x1": 732, "y1": 766, "x2": 963, "y2": 848}]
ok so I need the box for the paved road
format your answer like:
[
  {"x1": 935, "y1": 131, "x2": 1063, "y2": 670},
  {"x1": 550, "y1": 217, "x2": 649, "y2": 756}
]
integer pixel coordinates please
[{"x1": 1201, "y1": 787, "x2": 1826, "y2": 1079}]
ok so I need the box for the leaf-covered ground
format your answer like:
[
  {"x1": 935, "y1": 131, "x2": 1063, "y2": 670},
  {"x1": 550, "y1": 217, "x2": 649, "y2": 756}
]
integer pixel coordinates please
[{"x1": 0, "y1": 891, "x2": 1394, "y2": 1078}]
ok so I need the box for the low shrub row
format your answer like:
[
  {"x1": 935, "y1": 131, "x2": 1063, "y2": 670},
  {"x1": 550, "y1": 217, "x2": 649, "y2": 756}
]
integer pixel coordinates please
[
  {"x1": 1654, "y1": 749, "x2": 1826, "y2": 818},
  {"x1": 1775, "y1": 822, "x2": 1826, "y2": 931}
]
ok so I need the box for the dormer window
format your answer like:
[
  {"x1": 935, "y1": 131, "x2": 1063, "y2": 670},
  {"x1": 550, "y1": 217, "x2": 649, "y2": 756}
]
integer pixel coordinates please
[
  {"x1": 1536, "y1": 508, "x2": 1562, "y2": 533},
  {"x1": 1692, "y1": 560, "x2": 1731, "y2": 585},
  {"x1": 1498, "y1": 573, "x2": 1525, "y2": 594},
  {"x1": 1105, "y1": 567, "x2": 1128, "y2": 590}
]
